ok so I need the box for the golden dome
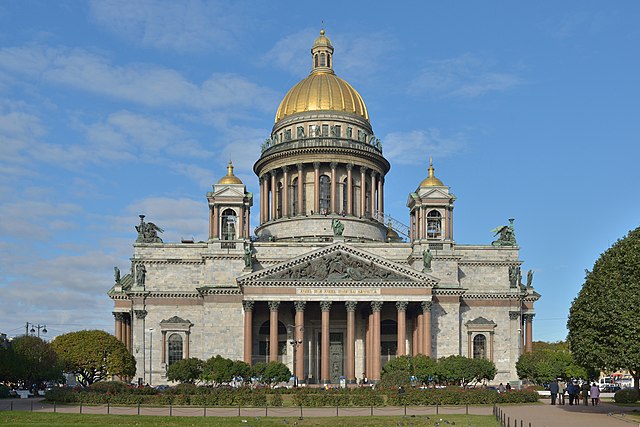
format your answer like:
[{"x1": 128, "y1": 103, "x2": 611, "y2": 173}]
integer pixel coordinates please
[
  {"x1": 217, "y1": 161, "x2": 243, "y2": 185},
  {"x1": 274, "y1": 30, "x2": 369, "y2": 123},
  {"x1": 419, "y1": 157, "x2": 445, "y2": 187}
]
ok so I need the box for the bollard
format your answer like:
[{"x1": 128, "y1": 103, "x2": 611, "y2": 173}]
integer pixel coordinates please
[
  {"x1": 300, "y1": 405, "x2": 303, "y2": 419},
  {"x1": 265, "y1": 403, "x2": 268, "y2": 417},
  {"x1": 436, "y1": 403, "x2": 439, "y2": 414},
  {"x1": 169, "y1": 405, "x2": 172, "y2": 417},
  {"x1": 508, "y1": 416, "x2": 510, "y2": 427},
  {"x1": 107, "y1": 402, "x2": 110, "y2": 415},
  {"x1": 336, "y1": 405, "x2": 339, "y2": 417},
  {"x1": 10, "y1": 401, "x2": 13, "y2": 411},
  {"x1": 204, "y1": 406, "x2": 207, "y2": 417},
  {"x1": 53, "y1": 402, "x2": 56, "y2": 413},
  {"x1": 79, "y1": 402, "x2": 82, "y2": 414},
  {"x1": 370, "y1": 404, "x2": 373, "y2": 416},
  {"x1": 137, "y1": 402, "x2": 140, "y2": 415},
  {"x1": 466, "y1": 404, "x2": 468, "y2": 415},
  {"x1": 404, "y1": 404, "x2": 407, "y2": 416}
]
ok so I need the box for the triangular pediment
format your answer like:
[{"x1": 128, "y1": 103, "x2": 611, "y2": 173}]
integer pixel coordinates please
[
  {"x1": 418, "y1": 187, "x2": 451, "y2": 199},
  {"x1": 212, "y1": 186, "x2": 246, "y2": 198},
  {"x1": 238, "y1": 242, "x2": 438, "y2": 286}
]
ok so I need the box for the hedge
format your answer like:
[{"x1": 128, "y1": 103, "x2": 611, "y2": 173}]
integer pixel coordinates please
[
  {"x1": 614, "y1": 388, "x2": 639, "y2": 404},
  {"x1": 45, "y1": 384, "x2": 538, "y2": 407}
]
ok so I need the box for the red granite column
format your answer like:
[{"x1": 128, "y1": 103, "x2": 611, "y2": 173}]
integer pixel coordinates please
[
  {"x1": 346, "y1": 164, "x2": 353, "y2": 215},
  {"x1": 320, "y1": 301, "x2": 332, "y2": 384},
  {"x1": 370, "y1": 171, "x2": 377, "y2": 216},
  {"x1": 330, "y1": 162, "x2": 337, "y2": 213},
  {"x1": 422, "y1": 301, "x2": 432, "y2": 357},
  {"x1": 396, "y1": 302, "x2": 408, "y2": 356},
  {"x1": 297, "y1": 163, "x2": 304, "y2": 216},
  {"x1": 313, "y1": 162, "x2": 320, "y2": 214},
  {"x1": 268, "y1": 301, "x2": 280, "y2": 362},
  {"x1": 371, "y1": 301, "x2": 383, "y2": 382},
  {"x1": 525, "y1": 314, "x2": 534, "y2": 353},
  {"x1": 416, "y1": 310, "x2": 423, "y2": 354},
  {"x1": 359, "y1": 167, "x2": 367, "y2": 217},
  {"x1": 366, "y1": 310, "x2": 372, "y2": 379},
  {"x1": 282, "y1": 166, "x2": 289, "y2": 217},
  {"x1": 114, "y1": 312, "x2": 122, "y2": 341},
  {"x1": 270, "y1": 171, "x2": 277, "y2": 220},
  {"x1": 243, "y1": 301, "x2": 254, "y2": 364},
  {"x1": 294, "y1": 301, "x2": 306, "y2": 382},
  {"x1": 345, "y1": 301, "x2": 357, "y2": 384}
]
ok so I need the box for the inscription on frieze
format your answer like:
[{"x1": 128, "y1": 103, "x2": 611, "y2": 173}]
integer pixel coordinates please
[{"x1": 296, "y1": 287, "x2": 381, "y2": 296}]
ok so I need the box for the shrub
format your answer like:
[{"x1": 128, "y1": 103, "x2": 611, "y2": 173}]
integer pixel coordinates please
[
  {"x1": 0, "y1": 385, "x2": 10, "y2": 399},
  {"x1": 614, "y1": 388, "x2": 639, "y2": 404},
  {"x1": 269, "y1": 392, "x2": 283, "y2": 406},
  {"x1": 88, "y1": 381, "x2": 130, "y2": 394},
  {"x1": 378, "y1": 370, "x2": 412, "y2": 389}
]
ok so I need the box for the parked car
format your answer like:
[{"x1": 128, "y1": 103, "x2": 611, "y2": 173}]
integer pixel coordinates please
[{"x1": 600, "y1": 384, "x2": 621, "y2": 393}]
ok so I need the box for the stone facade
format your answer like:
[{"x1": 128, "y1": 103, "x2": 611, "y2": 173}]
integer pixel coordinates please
[{"x1": 108, "y1": 30, "x2": 539, "y2": 386}]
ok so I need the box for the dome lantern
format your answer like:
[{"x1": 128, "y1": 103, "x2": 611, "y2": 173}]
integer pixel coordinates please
[
  {"x1": 217, "y1": 161, "x2": 243, "y2": 185},
  {"x1": 311, "y1": 29, "x2": 334, "y2": 74},
  {"x1": 419, "y1": 157, "x2": 445, "y2": 187}
]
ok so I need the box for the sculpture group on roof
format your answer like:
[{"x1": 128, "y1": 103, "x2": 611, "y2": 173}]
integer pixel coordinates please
[{"x1": 135, "y1": 215, "x2": 164, "y2": 243}]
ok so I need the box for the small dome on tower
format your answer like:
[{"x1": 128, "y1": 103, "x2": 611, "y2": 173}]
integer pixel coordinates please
[
  {"x1": 217, "y1": 161, "x2": 243, "y2": 185},
  {"x1": 419, "y1": 157, "x2": 445, "y2": 187},
  {"x1": 313, "y1": 29, "x2": 333, "y2": 49}
]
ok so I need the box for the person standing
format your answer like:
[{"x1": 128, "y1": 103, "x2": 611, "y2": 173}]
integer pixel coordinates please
[
  {"x1": 549, "y1": 379, "x2": 559, "y2": 405},
  {"x1": 590, "y1": 383, "x2": 600, "y2": 406},
  {"x1": 581, "y1": 381, "x2": 590, "y2": 406},
  {"x1": 558, "y1": 378, "x2": 566, "y2": 405},
  {"x1": 567, "y1": 381, "x2": 575, "y2": 405}
]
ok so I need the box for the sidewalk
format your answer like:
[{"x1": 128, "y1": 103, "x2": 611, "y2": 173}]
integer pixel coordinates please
[{"x1": 497, "y1": 399, "x2": 640, "y2": 427}]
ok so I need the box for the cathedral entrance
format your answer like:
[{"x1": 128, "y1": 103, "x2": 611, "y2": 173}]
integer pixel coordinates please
[{"x1": 329, "y1": 332, "x2": 344, "y2": 384}]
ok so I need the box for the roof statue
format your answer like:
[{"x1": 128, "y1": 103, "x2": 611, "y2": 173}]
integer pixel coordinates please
[
  {"x1": 135, "y1": 215, "x2": 164, "y2": 243},
  {"x1": 491, "y1": 218, "x2": 517, "y2": 246},
  {"x1": 331, "y1": 218, "x2": 344, "y2": 236},
  {"x1": 422, "y1": 248, "x2": 433, "y2": 273}
]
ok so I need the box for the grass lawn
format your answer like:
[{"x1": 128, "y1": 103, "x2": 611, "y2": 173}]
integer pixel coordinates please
[{"x1": 0, "y1": 412, "x2": 500, "y2": 426}]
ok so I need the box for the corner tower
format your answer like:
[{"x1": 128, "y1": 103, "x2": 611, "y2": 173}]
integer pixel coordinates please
[{"x1": 254, "y1": 30, "x2": 390, "y2": 242}]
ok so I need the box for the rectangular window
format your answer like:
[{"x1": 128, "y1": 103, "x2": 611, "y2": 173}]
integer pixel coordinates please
[
  {"x1": 334, "y1": 125, "x2": 341, "y2": 137},
  {"x1": 322, "y1": 124, "x2": 329, "y2": 137},
  {"x1": 284, "y1": 129, "x2": 291, "y2": 141}
]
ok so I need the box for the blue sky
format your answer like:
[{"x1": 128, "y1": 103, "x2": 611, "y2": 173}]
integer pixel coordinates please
[{"x1": 1, "y1": 1, "x2": 638, "y2": 343}]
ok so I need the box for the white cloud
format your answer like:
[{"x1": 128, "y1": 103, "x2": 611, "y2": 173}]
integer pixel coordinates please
[
  {"x1": 383, "y1": 129, "x2": 464, "y2": 166},
  {"x1": 89, "y1": 0, "x2": 245, "y2": 52},
  {"x1": 409, "y1": 54, "x2": 521, "y2": 98},
  {"x1": 0, "y1": 199, "x2": 83, "y2": 239},
  {"x1": 0, "y1": 45, "x2": 278, "y2": 112}
]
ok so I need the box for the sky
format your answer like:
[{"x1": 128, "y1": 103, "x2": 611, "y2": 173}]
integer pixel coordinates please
[{"x1": 1, "y1": 1, "x2": 639, "y2": 343}]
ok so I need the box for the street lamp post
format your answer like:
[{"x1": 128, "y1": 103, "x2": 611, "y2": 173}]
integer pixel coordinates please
[
  {"x1": 286, "y1": 324, "x2": 303, "y2": 387},
  {"x1": 26, "y1": 323, "x2": 47, "y2": 338},
  {"x1": 148, "y1": 328, "x2": 154, "y2": 386}
]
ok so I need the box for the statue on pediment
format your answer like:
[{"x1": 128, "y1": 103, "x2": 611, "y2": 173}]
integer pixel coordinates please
[
  {"x1": 114, "y1": 267, "x2": 121, "y2": 284},
  {"x1": 526, "y1": 269, "x2": 534, "y2": 288},
  {"x1": 331, "y1": 218, "x2": 344, "y2": 236},
  {"x1": 422, "y1": 249, "x2": 433, "y2": 273}
]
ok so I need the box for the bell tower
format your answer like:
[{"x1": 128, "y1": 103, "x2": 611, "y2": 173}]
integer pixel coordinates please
[
  {"x1": 207, "y1": 161, "x2": 253, "y2": 241},
  {"x1": 407, "y1": 158, "x2": 455, "y2": 244}
]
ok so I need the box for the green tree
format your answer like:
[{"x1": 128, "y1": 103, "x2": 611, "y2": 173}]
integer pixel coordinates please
[
  {"x1": 166, "y1": 357, "x2": 203, "y2": 384},
  {"x1": 230, "y1": 360, "x2": 252, "y2": 381},
  {"x1": 516, "y1": 344, "x2": 590, "y2": 385},
  {"x1": 379, "y1": 354, "x2": 437, "y2": 386},
  {"x1": 202, "y1": 355, "x2": 235, "y2": 385},
  {"x1": 51, "y1": 330, "x2": 136, "y2": 386},
  {"x1": 0, "y1": 346, "x2": 18, "y2": 383},
  {"x1": 8, "y1": 336, "x2": 62, "y2": 387},
  {"x1": 413, "y1": 354, "x2": 437, "y2": 384},
  {"x1": 435, "y1": 355, "x2": 496, "y2": 387},
  {"x1": 262, "y1": 361, "x2": 291, "y2": 387},
  {"x1": 567, "y1": 227, "x2": 640, "y2": 392}
]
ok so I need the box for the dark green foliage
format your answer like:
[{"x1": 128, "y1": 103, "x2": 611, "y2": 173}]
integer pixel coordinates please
[
  {"x1": 166, "y1": 357, "x2": 204, "y2": 384},
  {"x1": 378, "y1": 370, "x2": 412, "y2": 388},
  {"x1": 0, "y1": 385, "x2": 10, "y2": 398},
  {"x1": 88, "y1": 381, "x2": 131, "y2": 394},
  {"x1": 51, "y1": 330, "x2": 136, "y2": 386},
  {"x1": 567, "y1": 228, "x2": 640, "y2": 392},
  {"x1": 202, "y1": 355, "x2": 235, "y2": 385},
  {"x1": 434, "y1": 355, "x2": 497, "y2": 387},
  {"x1": 262, "y1": 361, "x2": 291, "y2": 386},
  {"x1": 516, "y1": 346, "x2": 588, "y2": 385},
  {"x1": 614, "y1": 388, "x2": 639, "y2": 403},
  {"x1": 9, "y1": 335, "x2": 62, "y2": 386}
]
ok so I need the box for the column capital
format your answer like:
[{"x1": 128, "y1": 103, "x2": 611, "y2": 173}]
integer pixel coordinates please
[
  {"x1": 395, "y1": 301, "x2": 409, "y2": 312},
  {"x1": 319, "y1": 301, "x2": 332, "y2": 312},
  {"x1": 330, "y1": 161, "x2": 338, "y2": 170},
  {"x1": 509, "y1": 311, "x2": 520, "y2": 320},
  {"x1": 297, "y1": 162, "x2": 304, "y2": 171},
  {"x1": 270, "y1": 169, "x2": 278, "y2": 177},
  {"x1": 370, "y1": 169, "x2": 378, "y2": 178},
  {"x1": 268, "y1": 301, "x2": 280, "y2": 312},
  {"x1": 313, "y1": 161, "x2": 321, "y2": 170},
  {"x1": 242, "y1": 300, "x2": 255, "y2": 312},
  {"x1": 345, "y1": 301, "x2": 358, "y2": 312},
  {"x1": 346, "y1": 163, "x2": 354, "y2": 171},
  {"x1": 134, "y1": 309, "x2": 147, "y2": 319},
  {"x1": 421, "y1": 301, "x2": 433, "y2": 312},
  {"x1": 281, "y1": 165, "x2": 289, "y2": 173},
  {"x1": 262, "y1": 171, "x2": 270, "y2": 180},
  {"x1": 523, "y1": 313, "x2": 535, "y2": 321},
  {"x1": 371, "y1": 301, "x2": 383, "y2": 312},
  {"x1": 294, "y1": 301, "x2": 307, "y2": 312},
  {"x1": 360, "y1": 166, "x2": 368, "y2": 174}
]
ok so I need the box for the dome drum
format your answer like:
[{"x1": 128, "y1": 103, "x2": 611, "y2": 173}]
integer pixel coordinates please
[{"x1": 254, "y1": 215, "x2": 388, "y2": 243}]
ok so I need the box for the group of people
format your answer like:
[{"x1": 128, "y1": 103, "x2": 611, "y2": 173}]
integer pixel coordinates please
[{"x1": 549, "y1": 379, "x2": 601, "y2": 406}]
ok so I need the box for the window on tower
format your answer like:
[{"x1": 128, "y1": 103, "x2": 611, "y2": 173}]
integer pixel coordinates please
[
  {"x1": 221, "y1": 209, "x2": 237, "y2": 240},
  {"x1": 427, "y1": 210, "x2": 442, "y2": 239}
]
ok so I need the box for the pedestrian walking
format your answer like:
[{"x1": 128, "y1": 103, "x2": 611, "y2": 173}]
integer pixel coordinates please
[
  {"x1": 581, "y1": 381, "x2": 590, "y2": 406},
  {"x1": 558, "y1": 379, "x2": 566, "y2": 405},
  {"x1": 590, "y1": 383, "x2": 600, "y2": 406},
  {"x1": 549, "y1": 379, "x2": 559, "y2": 405}
]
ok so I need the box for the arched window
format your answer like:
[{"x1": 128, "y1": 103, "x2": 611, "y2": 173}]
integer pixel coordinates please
[
  {"x1": 291, "y1": 177, "x2": 298, "y2": 215},
  {"x1": 221, "y1": 209, "x2": 237, "y2": 240},
  {"x1": 320, "y1": 53, "x2": 326, "y2": 67},
  {"x1": 327, "y1": 54, "x2": 331, "y2": 68},
  {"x1": 473, "y1": 334, "x2": 487, "y2": 359},
  {"x1": 276, "y1": 182, "x2": 283, "y2": 218},
  {"x1": 258, "y1": 320, "x2": 287, "y2": 361},
  {"x1": 319, "y1": 175, "x2": 331, "y2": 213},
  {"x1": 427, "y1": 210, "x2": 442, "y2": 239},
  {"x1": 341, "y1": 178, "x2": 348, "y2": 214},
  {"x1": 314, "y1": 54, "x2": 318, "y2": 68},
  {"x1": 364, "y1": 181, "x2": 371, "y2": 217},
  {"x1": 168, "y1": 334, "x2": 183, "y2": 366}
]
